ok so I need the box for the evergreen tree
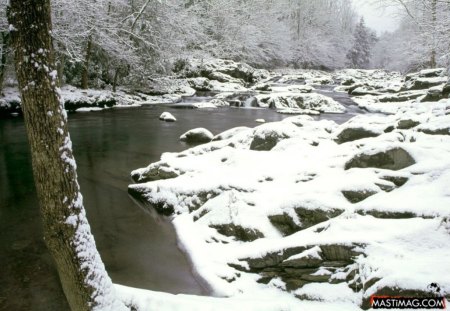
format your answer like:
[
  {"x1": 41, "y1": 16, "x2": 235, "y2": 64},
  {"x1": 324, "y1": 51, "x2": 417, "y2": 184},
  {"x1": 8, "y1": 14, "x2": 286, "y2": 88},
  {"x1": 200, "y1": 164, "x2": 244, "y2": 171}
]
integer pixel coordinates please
[{"x1": 346, "y1": 17, "x2": 376, "y2": 69}]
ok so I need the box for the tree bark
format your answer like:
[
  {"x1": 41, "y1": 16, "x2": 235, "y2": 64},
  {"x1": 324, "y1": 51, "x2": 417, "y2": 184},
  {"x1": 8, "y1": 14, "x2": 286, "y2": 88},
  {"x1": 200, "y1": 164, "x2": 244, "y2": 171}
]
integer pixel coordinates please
[
  {"x1": 112, "y1": 67, "x2": 120, "y2": 93},
  {"x1": 430, "y1": 0, "x2": 437, "y2": 68},
  {"x1": 0, "y1": 32, "x2": 9, "y2": 93},
  {"x1": 7, "y1": 0, "x2": 126, "y2": 310},
  {"x1": 81, "y1": 37, "x2": 92, "y2": 89}
]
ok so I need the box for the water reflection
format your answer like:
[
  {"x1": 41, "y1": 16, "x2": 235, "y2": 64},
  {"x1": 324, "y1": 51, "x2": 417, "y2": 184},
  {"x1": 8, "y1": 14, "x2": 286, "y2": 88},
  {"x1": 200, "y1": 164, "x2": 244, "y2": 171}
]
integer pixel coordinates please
[{"x1": 0, "y1": 99, "x2": 359, "y2": 310}]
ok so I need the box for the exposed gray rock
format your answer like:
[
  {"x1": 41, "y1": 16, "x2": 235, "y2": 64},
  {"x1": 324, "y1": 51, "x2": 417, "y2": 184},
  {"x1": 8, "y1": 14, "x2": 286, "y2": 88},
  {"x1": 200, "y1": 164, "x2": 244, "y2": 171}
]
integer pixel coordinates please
[
  {"x1": 350, "y1": 87, "x2": 383, "y2": 96},
  {"x1": 294, "y1": 207, "x2": 344, "y2": 230},
  {"x1": 421, "y1": 86, "x2": 444, "y2": 102},
  {"x1": 356, "y1": 209, "x2": 417, "y2": 219},
  {"x1": 335, "y1": 127, "x2": 380, "y2": 144},
  {"x1": 345, "y1": 147, "x2": 416, "y2": 171},
  {"x1": 397, "y1": 119, "x2": 420, "y2": 130},
  {"x1": 418, "y1": 127, "x2": 450, "y2": 136},
  {"x1": 127, "y1": 186, "x2": 175, "y2": 216},
  {"x1": 380, "y1": 175, "x2": 409, "y2": 187},
  {"x1": 212, "y1": 224, "x2": 264, "y2": 242},
  {"x1": 443, "y1": 79, "x2": 450, "y2": 98},
  {"x1": 378, "y1": 91, "x2": 426, "y2": 102},
  {"x1": 235, "y1": 244, "x2": 363, "y2": 292},
  {"x1": 268, "y1": 213, "x2": 301, "y2": 236},
  {"x1": 131, "y1": 163, "x2": 182, "y2": 183},
  {"x1": 187, "y1": 77, "x2": 213, "y2": 91},
  {"x1": 403, "y1": 77, "x2": 447, "y2": 91},
  {"x1": 342, "y1": 189, "x2": 378, "y2": 203}
]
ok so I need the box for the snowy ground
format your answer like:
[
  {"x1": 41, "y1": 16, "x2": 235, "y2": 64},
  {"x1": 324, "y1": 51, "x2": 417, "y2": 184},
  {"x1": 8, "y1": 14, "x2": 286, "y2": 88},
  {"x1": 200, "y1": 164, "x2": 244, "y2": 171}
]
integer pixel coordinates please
[{"x1": 126, "y1": 65, "x2": 450, "y2": 310}]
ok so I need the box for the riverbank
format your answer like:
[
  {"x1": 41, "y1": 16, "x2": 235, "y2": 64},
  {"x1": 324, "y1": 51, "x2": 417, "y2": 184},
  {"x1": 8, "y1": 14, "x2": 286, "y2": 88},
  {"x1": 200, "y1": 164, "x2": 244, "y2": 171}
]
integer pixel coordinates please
[{"x1": 128, "y1": 65, "x2": 450, "y2": 310}]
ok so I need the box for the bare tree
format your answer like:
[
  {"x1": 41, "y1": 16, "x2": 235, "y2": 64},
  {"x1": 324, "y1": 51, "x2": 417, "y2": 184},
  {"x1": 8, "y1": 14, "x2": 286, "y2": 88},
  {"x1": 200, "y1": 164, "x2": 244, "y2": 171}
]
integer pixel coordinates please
[{"x1": 7, "y1": 0, "x2": 127, "y2": 309}]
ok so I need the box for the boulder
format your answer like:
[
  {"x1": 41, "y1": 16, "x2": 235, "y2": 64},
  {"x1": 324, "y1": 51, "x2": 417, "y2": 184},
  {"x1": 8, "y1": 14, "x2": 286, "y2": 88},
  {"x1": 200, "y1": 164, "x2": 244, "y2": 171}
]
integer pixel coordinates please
[
  {"x1": 342, "y1": 189, "x2": 378, "y2": 203},
  {"x1": 159, "y1": 112, "x2": 177, "y2": 122},
  {"x1": 255, "y1": 93, "x2": 345, "y2": 113},
  {"x1": 378, "y1": 91, "x2": 426, "y2": 102},
  {"x1": 212, "y1": 126, "x2": 250, "y2": 141},
  {"x1": 250, "y1": 123, "x2": 298, "y2": 151},
  {"x1": 397, "y1": 119, "x2": 420, "y2": 129},
  {"x1": 237, "y1": 244, "x2": 362, "y2": 291},
  {"x1": 131, "y1": 162, "x2": 182, "y2": 183},
  {"x1": 294, "y1": 207, "x2": 344, "y2": 230},
  {"x1": 187, "y1": 77, "x2": 213, "y2": 91},
  {"x1": 268, "y1": 213, "x2": 301, "y2": 236},
  {"x1": 417, "y1": 68, "x2": 446, "y2": 78},
  {"x1": 421, "y1": 85, "x2": 444, "y2": 102},
  {"x1": 335, "y1": 127, "x2": 380, "y2": 144},
  {"x1": 356, "y1": 209, "x2": 417, "y2": 219},
  {"x1": 350, "y1": 87, "x2": 383, "y2": 96},
  {"x1": 345, "y1": 147, "x2": 416, "y2": 171},
  {"x1": 211, "y1": 224, "x2": 264, "y2": 242},
  {"x1": 442, "y1": 79, "x2": 450, "y2": 98},
  {"x1": 180, "y1": 128, "x2": 214, "y2": 144},
  {"x1": 403, "y1": 77, "x2": 447, "y2": 91}
]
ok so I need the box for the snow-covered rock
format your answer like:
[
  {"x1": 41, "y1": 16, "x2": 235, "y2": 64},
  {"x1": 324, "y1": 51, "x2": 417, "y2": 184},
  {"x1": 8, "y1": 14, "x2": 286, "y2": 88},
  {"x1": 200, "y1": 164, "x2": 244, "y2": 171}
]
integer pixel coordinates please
[
  {"x1": 255, "y1": 92, "x2": 346, "y2": 114},
  {"x1": 159, "y1": 112, "x2": 177, "y2": 122},
  {"x1": 129, "y1": 99, "x2": 450, "y2": 309},
  {"x1": 180, "y1": 128, "x2": 214, "y2": 144},
  {"x1": 178, "y1": 58, "x2": 267, "y2": 84},
  {"x1": 403, "y1": 76, "x2": 448, "y2": 91}
]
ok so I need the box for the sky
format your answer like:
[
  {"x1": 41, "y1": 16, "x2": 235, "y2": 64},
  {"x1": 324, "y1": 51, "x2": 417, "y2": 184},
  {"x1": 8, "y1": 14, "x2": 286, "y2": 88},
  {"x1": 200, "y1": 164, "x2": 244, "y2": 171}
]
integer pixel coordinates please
[{"x1": 352, "y1": 0, "x2": 400, "y2": 34}]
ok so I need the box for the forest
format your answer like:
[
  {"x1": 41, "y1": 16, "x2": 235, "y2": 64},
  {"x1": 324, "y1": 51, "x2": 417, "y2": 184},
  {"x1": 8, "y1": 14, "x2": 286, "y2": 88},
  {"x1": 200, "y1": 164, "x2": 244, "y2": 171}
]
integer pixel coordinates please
[{"x1": 0, "y1": 0, "x2": 449, "y2": 92}]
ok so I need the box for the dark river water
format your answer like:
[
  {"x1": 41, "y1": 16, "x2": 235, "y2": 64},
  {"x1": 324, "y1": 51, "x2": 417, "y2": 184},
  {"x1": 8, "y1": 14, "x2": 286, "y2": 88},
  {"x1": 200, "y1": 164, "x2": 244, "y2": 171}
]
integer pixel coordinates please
[{"x1": 0, "y1": 90, "x2": 362, "y2": 310}]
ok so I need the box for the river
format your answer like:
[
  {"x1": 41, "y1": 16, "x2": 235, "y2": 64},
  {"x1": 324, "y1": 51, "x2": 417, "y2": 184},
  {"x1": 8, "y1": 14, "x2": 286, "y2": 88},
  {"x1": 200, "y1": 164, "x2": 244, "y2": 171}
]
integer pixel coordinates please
[{"x1": 0, "y1": 90, "x2": 363, "y2": 310}]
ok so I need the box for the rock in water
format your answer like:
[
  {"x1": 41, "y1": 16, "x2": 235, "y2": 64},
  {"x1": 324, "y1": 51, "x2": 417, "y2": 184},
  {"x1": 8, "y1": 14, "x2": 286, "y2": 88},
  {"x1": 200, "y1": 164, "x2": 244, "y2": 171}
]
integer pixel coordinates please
[
  {"x1": 159, "y1": 112, "x2": 177, "y2": 122},
  {"x1": 345, "y1": 147, "x2": 416, "y2": 171},
  {"x1": 180, "y1": 128, "x2": 214, "y2": 144}
]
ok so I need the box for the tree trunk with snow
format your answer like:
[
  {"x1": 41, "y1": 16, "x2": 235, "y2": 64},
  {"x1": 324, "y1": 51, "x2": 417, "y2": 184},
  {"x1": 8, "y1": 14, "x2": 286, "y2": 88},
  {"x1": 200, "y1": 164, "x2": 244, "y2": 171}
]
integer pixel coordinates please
[{"x1": 7, "y1": 0, "x2": 126, "y2": 310}]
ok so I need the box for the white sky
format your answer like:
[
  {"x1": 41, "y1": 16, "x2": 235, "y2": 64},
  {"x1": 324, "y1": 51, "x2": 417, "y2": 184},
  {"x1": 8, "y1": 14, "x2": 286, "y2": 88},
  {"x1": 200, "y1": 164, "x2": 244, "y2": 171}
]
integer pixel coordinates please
[{"x1": 352, "y1": 0, "x2": 400, "y2": 34}]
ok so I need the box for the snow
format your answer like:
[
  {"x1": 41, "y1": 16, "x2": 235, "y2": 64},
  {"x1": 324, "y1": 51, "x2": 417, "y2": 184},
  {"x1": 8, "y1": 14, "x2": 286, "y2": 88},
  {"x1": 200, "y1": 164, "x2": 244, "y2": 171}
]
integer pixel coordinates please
[
  {"x1": 159, "y1": 112, "x2": 177, "y2": 122},
  {"x1": 254, "y1": 92, "x2": 346, "y2": 113},
  {"x1": 180, "y1": 128, "x2": 214, "y2": 143},
  {"x1": 128, "y1": 77, "x2": 450, "y2": 309},
  {"x1": 115, "y1": 284, "x2": 361, "y2": 311}
]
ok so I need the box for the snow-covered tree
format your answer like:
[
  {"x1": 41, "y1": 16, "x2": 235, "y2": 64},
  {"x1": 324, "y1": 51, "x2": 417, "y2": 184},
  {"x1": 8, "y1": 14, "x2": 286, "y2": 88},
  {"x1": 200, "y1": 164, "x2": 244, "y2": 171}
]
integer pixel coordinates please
[
  {"x1": 7, "y1": 0, "x2": 128, "y2": 309},
  {"x1": 373, "y1": 0, "x2": 450, "y2": 72},
  {"x1": 346, "y1": 17, "x2": 376, "y2": 69}
]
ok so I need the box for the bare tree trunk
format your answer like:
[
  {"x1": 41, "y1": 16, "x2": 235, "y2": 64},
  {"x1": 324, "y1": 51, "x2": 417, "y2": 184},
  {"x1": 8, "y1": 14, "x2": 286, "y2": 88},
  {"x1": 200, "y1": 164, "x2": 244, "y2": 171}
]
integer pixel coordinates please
[
  {"x1": 56, "y1": 48, "x2": 65, "y2": 88},
  {"x1": 0, "y1": 32, "x2": 9, "y2": 93},
  {"x1": 430, "y1": 0, "x2": 437, "y2": 68},
  {"x1": 7, "y1": 0, "x2": 127, "y2": 310},
  {"x1": 81, "y1": 37, "x2": 92, "y2": 89},
  {"x1": 112, "y1": 68, "x2": 120, "y2": 93}
]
